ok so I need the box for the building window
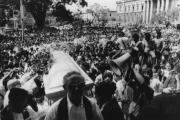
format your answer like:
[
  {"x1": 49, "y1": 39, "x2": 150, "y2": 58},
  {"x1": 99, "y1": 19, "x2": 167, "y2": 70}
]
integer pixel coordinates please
[
  {"x1": 133, "y1": 5, "x2": 135, "y2": 11},
  {"x1": 137, "y1": 4, "x2": 139, "y2": 11},
  {"x1": 119, "y1": 5, "x2": 121, "y2": 11},
  {"x1": 128, "y1": 5, "x2": 130, "y2": 11},
  {"x1": 142, "y1": 5, "x2": 144, "y2": 11}
]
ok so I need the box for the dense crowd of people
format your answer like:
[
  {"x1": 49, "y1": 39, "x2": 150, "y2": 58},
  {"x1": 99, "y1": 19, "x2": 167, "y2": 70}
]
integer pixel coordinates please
[{"x1": 0, "y1": 23, "x2": 180, "y2": 120}]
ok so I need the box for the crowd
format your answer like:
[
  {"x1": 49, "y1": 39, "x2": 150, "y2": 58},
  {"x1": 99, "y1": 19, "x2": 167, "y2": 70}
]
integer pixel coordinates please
[{"x1": 0, "y1": 23, "x2": 180, "y2": 120}]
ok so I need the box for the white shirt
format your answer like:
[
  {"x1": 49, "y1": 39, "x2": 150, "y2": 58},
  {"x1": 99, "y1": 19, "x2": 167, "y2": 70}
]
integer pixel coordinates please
[
  {"x1": 150, "y1": 77, "x2": 163, "y2": 96},
  {"x1": 3, "y1": 90, "x2": 10, "y2": 108},
  {"x1": 116, "y1": 79, "x2": 126, "y2": 100},
  {"x1": 95, "y1": 74, "x2": 103, "y2": 84},
  {"x1": 12, "y1": 113, "x2": 24, "y2": 120},
  {"x1": 45, "y1": 96, "x2": 104, "y2": 120},
  {"x1": 67, "y1": 96, "x2": 86, "y2": 120},
  {"x1": 163, "y1": 69, "x2": 170, "y2": 78}
]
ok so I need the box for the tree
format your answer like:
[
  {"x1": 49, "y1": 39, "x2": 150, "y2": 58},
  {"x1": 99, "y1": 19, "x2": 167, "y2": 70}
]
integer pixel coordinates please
[
  {"x1": 51, "y1": 0, "x2": 87, "y2": 23},
  {"x1": 60, "y1": 0, "x2": 87, "y2": 7},
  {"x1": 51, "y1": 2, "x2": 74, "y2": 23},
  {"x1": 24, "y1": 0, "x2": 52, "y2": 30},
  {"x1": 87, "y1": 3, "x2": 110, "y2": 26},
  {"x1": 7, "y1": 0, "x2": 20, "y2": 10},
  {"x1": 0, "y1": 7, "x2": 10, "y2": 27},
  {"x1": 7, "y1": 0, "x2": 88, "y2": 29},
  {"x1": 7, "y1": 0, "x2": 52, "y2": 30}
]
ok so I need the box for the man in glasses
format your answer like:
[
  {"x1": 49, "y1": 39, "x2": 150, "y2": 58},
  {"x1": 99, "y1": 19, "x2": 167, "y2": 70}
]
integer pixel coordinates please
[{"x1": 45, "y1": 71, "x2": 103, "y2": 120}]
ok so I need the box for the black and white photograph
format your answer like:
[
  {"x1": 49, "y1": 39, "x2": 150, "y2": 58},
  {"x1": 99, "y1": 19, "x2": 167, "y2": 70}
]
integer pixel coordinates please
[{"x1": 0, "y1": 0, "x2": 180, "y2": 120}]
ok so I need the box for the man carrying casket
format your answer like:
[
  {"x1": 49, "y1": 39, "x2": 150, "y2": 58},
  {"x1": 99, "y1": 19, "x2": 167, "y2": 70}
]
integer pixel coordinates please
[{"x1": 45, "y1": 71, "x2": 103, "y2": 120}]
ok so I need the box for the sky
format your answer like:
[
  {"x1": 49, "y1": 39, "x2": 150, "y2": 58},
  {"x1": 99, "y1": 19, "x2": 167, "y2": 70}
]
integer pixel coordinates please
[
  {"x1": 65, "y1": 0, "x2": 117, "y2": 13},
  {"x1": 86, "y1": 0, "x2": 117, "y2": 11}
]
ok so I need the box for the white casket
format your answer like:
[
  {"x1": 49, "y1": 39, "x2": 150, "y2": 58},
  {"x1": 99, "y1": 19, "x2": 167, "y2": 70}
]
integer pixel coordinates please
[{"x1": 43, "y1": 51, "x2": 93, "y2": 102}]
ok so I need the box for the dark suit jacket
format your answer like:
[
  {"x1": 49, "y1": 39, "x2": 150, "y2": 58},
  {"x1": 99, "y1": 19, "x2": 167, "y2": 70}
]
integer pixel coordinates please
[
  {"x1": 102, "y1": 98, "x2": 125, "y2": 120},
  {"x1": 138, "y1": 93, "x2": 180, "y2": 120}
]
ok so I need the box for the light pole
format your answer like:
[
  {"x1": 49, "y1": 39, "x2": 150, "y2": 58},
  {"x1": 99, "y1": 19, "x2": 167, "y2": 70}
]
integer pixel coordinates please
[
  {"x1": 124, "y1": 0, "x2": 125, "y2": 24},
  {"x1": 178, "y1": 4, "x2": 180, "y2": 22},
  {"x1": 20, "y1": 0, "x2": 24, "y2": 41}
]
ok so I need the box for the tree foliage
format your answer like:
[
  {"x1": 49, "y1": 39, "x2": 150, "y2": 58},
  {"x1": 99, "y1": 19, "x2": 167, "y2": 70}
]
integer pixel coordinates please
[
  {"x1": 7, "y1": 0, "x2": 88, "y2": 29},
  {"x1": 7, "y1": 0, "x2": 20, "y2": 9},
  {"x1": 52, "y1": 2, "x2": 74, "y2": 23},
  {"x1": 87, "y1": 3, "x2": 110, "y2": 26},
  {"x1": 24, "y1": 0, "x2": 52, "y2": 30},
  {"x1": 51, "y1": 0, "x2": 87, "y2": 23},
  {"x1": 60, "y1": 0, "x2": 87, "y2": 7},
  {"x1": 7, "y1": 0, "x2": 52, "y2": 30}
]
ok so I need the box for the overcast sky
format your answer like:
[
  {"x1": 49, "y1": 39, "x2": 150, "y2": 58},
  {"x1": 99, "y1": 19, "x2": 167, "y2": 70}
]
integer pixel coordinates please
[
  {"x1": 65, "y1": 0, "x2": 117, "y2": 13},
  {"x1": 86, "y1": 0, "x2": 117, "y2": 10}
]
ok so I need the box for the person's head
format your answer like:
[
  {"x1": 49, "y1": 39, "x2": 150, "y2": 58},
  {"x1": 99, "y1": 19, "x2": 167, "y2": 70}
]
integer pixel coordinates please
[
  {"x1": 102, "y1": 71, "x2": 113, "y2": 82},
  {"x1": 95, "y1": 81, "x2": 116, "y2": 106},
  {"x1": 132, "y1": 33, "x2": 139, "y2": 43},
  {"x1": 144, "y1": 33, "x2": 151, "y2": 41},
  {"x1": 165, "y1": 62, "x2": 172, "y2": 71},
  {"x1": 8, "y1": 88, "x2": 29, "y2": 113},
  {"x1": 63, "y1": 71, "x2": 85, "y2": 106},
  {"x1": 97, "y1": 61, "x2": 107, "y2": 74}
]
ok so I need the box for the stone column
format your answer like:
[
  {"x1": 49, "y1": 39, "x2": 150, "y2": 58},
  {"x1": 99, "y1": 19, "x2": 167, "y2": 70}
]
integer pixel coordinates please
[
  {"x1": 160, "y1": 0, "x2": 165, "y2": 11},
  {"x1": 131, "y1": 13, "x2": 133, "y2": 24},
  {"x1": 149, "y1": 0, "x2": 153, "y2": 23},
  {"x1": 125, "y1": 13, "x2": 127, "y2": 24},
  {"x1": 128, "y1": 13, "x2": 130, "y2": 24},
  {"x1": 146, "y1": 0, "x2": 150, "y2": 24},
  {"x1": 165, "y1": 0, "x2": 169, "y2": 11},
  {"x1": 143, "y1": 0, "x2": 147, "y2": 23},
  {"x1": 157, "y1": 0, "x2": 160, "y2": 14}
]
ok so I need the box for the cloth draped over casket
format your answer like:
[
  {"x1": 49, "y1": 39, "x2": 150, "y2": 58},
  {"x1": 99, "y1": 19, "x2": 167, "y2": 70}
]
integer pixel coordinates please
[
  {"x1": 99, "y1": 36, "x2": 109, "y2": 47},
  {"x1": 43, "y1": 51, "x2": 93, "y2": 102},
  {"x1": 74, "y1": 36, "x2": 87, "y2": 46}
]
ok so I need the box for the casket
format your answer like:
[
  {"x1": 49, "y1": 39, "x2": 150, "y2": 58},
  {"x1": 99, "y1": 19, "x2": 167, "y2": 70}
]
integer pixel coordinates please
[{"x1": 43, "y1": 51, "x2": 94, "y2": 102}]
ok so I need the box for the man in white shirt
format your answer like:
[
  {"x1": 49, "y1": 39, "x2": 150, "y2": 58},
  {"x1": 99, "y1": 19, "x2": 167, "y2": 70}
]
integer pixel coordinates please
[{"x1": 45, "y1": 71, "x2": 103, "y2": 120}]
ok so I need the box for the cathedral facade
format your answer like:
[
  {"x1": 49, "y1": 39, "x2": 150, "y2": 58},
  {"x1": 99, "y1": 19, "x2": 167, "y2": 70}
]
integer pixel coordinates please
[{"x1": 116, "y1": 0, "x2": 180, "y2": 24}]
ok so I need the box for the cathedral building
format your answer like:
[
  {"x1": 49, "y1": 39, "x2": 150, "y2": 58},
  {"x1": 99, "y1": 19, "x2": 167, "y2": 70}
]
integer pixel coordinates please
[{"x1": 116, "y1": 0, "x2": 180, "y2": 24}]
